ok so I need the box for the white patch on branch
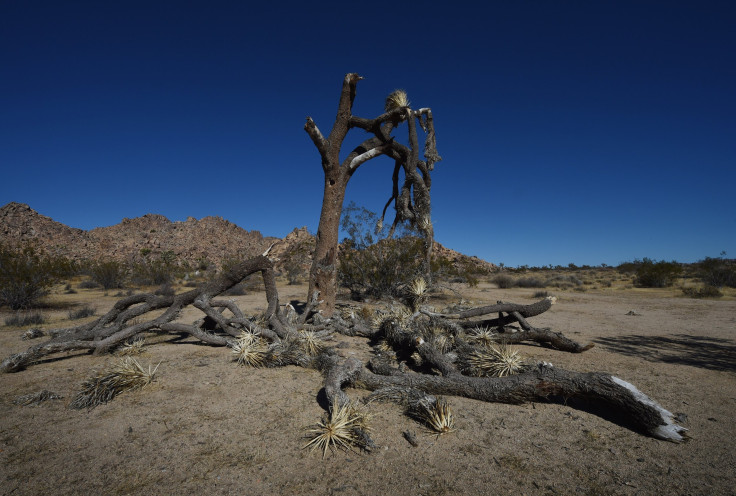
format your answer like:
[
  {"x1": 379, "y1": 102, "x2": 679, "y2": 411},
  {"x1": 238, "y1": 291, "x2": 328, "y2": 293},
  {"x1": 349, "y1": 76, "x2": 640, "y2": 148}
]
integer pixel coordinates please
[
  {"x1": 348, "y1": 144, "x2": 390, "y2": 170},
  {"x1": 610, "y1": 376, "x2": 688, "y2": 442}
]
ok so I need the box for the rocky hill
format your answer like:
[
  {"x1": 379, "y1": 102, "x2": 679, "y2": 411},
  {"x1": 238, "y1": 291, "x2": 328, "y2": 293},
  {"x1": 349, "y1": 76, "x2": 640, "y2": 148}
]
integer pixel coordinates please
[
  {"x1": 0, "y1": 202, "x2": 275, "y2": 269},
  {"x1": 0, "y1": 202, "x2": 495, "y2": 274}
]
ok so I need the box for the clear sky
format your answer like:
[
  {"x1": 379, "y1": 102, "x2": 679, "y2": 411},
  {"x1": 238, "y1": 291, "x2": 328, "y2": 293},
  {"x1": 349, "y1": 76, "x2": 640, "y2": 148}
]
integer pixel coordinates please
[{"x1": 1, "y1": 1, "x2": 734, "y2": 267}]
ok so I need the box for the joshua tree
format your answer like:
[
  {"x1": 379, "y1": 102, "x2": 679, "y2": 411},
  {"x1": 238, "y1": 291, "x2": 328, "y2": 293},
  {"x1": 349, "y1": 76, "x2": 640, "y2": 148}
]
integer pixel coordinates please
[
  {"x1": 304, "y1": 73, "x2": 441, "y2": 317},
  {"x1": 1, "y1": 74, "x2": 688, "y2": 452}
]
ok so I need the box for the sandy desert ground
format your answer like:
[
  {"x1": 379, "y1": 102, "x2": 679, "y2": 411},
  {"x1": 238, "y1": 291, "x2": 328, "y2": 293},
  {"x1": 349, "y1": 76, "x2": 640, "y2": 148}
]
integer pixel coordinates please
[{"x1": 1, "y1": 277, "x2": 735, "y2": 495}]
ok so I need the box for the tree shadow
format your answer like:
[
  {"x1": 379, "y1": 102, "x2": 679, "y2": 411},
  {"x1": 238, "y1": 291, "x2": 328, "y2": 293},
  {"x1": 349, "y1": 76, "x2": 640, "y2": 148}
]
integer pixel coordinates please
[{"x1": 594, "y1": 334, "x2": 736, "y2": 372}]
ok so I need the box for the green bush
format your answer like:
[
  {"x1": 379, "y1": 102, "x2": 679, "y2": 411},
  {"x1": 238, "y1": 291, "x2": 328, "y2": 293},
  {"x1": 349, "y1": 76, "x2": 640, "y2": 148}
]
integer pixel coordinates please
[
  {"x1": 545, "y1": 275, "x2": 583, "y2": 288},
  {"x1": 696, "y1": 257, "x2": 736, "y2": 288},
  {"x1": 89, "y1": 259, "x2": 129, "y2": 290},
  {"x1": 130, "y1": 256, "x2": 176, "y2": 286},
  {"x1": 634, "y1": 258, "x2": 682, "y2": 288},
  {"x1": 492, "y1": 274, "x2": 515, "y2": 289},
  {"x1": 681, "y1": 285, "x2": 722, "y2": 298},
  {"x1": 338, "y1": 203, "x2": 430, "y2": 300},
  {"x1": 0, "y1": 243, "x2": 73, "y2": 310},
  {"x1": 516, "y1": 276, "x2": 545, "y2": 288}
]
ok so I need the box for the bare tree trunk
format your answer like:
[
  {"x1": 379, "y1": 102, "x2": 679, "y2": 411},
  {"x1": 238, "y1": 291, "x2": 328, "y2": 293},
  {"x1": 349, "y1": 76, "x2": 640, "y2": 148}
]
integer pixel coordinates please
[
  {"x1": 307, "y1": 173, "x2": 348, "y2": 317},
  {"x1": 305, "y1": 73, "x2": 441, "y2": 316}
]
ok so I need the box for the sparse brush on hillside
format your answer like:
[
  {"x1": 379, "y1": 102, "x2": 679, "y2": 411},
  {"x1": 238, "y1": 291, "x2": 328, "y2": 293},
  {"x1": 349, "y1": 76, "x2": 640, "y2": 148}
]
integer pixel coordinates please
[
  {"x1": 0, "y1": 242, "x2": 74, "y2": 310},
  {"x1": 130, "y1": 251, "x2": 178, "y2": 286},
  {"x1": 634, "y1": 258, "x2": 682, "y2": 288},
  {"x1": 696, "y1": 256, "x2": 736, "y2": 288},
  {"x1": 87, "y1": 259, "x2": 129, "y2": 289}
]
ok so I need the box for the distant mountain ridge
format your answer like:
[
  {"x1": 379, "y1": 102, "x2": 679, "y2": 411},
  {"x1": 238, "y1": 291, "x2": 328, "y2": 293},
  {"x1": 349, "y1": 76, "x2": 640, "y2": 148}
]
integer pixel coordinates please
[{"x1": 0, "y1": 202, "x2": 495, "y2": 273}]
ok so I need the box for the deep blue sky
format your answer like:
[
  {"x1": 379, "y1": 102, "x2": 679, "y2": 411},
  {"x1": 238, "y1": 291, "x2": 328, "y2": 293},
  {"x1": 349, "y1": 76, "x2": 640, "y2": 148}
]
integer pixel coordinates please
[{"x1": 1, "y1": 1, "x2": 734, "y2": 267}]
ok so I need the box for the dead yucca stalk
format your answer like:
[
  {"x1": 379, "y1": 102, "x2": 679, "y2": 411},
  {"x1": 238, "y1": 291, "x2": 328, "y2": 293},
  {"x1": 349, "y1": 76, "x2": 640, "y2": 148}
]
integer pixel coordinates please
[
  {"x1": 385, "y1": 89, "x2": 410, "y2": 112},
  {"x1": 70, "y1": 357, "x2": 159, "y2": 410},
  {"x1": 410, "y1": 396, "x2": 455, "y2": 435},
  {"x1": 304, "y1": 400, "x2": 370, "y2": 458},
  {"x1": 14, "y1": 390, "x2": 63, "y2": 407}
]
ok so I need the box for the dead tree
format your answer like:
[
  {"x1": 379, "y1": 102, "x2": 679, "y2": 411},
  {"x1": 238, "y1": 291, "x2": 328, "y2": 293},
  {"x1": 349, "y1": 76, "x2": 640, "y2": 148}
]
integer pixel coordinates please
[
  {"x1": 0, "y1": 255, "x2": 289, "y2": 373},
  {"x1": 2, "y1": 254, "x2": 686, "y2": 444},
  {"x1": 305, "y1": 73, "x2": 441, "y2": 317},
  {"x1": 421, "y1": 296, "x2": 595, "y2": 353}
]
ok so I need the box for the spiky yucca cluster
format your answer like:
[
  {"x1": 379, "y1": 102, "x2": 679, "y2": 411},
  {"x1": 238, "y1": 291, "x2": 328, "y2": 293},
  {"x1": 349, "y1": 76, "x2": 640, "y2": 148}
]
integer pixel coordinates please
[
  {"x1": 465, "y1": 343, "x2": 525, "y2": 377},
  {"x1": 304, "y1": 400, "x2": 372, "y2": 458},
  {"x1": 385, "y1": 89, "x2": 410, "y2": 112},
  {"x1": 117, "y1": 336, "x2": 145, "y2": 356},
  {"x1": 422, "y1": 326, "x2": 454, "y2": 354},
  {"x1": 408, "y1": 277, "x2": 428, "y2": 311},
  {"x1": 231, "y1": 331, "x2": 268, "y2": 367},
  {"x1": 298, "y1": 330, "x2": 326, "y2": 356},
  {"x1": 264, "y1": 336, "x2": 310, "y2": 368},
  {"x1": 467, "y1": 326, "x2": 496, "y2": 347},
  {"x1": 70, "y1": 357, "x2": 159, "y2": 409},
  {"x1": 411, "y1": 396, "x2": 455, "y2": 435}
]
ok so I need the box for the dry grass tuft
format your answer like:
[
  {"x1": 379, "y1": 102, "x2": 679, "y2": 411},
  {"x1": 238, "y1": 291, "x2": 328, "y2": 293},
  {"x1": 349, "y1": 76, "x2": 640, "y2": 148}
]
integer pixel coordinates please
[{"x1": 70, "y1": 357, "x2": 159, "y2": 410}]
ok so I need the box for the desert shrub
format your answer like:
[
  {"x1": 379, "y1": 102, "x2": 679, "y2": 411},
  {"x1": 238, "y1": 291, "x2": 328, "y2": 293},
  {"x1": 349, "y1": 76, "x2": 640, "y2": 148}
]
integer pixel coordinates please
[
  {"x1": 5, "y1": 311, "x2": 46, "y2": 327},
  {"x1": 89, "y1": 259, "x2": 129, "y2": 289},
  {"x1": 0, "y1": 242, "x2": 74, "y2": 310},
  {"x1": 153, "y1": 283, "x2": 176, "y2": 296},
  {"x1": 696, "y1": 257, "x2": 736, "y2": 288},
  {"x1": 682, "y1": 285, "x2": 722, "y2": 298},
  {"x1": 338, "y1": 203, "x2": 431, "y2": 300},
  {"x1": 634, "y1": 258, "x2": 682, "y2": 288},
  {"x1": 340, "y1": 236, "x2": 429, "y2": 299},
  {"x1": 68, "y1": 305, "x2": 96, "y2": 320},
  {"x1": 545, "y1": 274, "x2": 583, "y2": 288},
  {"x1": 492, "y1": 274, "x2": 515, "y2": 289},
  {"x1": 130, "y1": 256, "x2": 176, "y2": 286},
  {"x1": 516, "y1": 277, "x2": 545, "y2": 288}
]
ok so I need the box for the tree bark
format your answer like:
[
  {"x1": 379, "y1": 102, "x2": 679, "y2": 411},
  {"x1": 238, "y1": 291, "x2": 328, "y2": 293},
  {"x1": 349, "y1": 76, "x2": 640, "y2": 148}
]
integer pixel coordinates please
[{"x1": 328, "y1": 357, "x2": 688, "y2": 443}]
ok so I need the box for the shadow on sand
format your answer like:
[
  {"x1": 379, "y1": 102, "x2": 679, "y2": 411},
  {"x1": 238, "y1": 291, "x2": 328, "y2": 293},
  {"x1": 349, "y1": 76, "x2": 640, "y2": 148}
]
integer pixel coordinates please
[{"x1": 594, "y1": 333, "x2": 736, "y2": 372}]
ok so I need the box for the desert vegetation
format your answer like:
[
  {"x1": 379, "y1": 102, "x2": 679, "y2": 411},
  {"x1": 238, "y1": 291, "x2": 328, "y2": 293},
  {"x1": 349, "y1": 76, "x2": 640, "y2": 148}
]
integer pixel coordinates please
[{"x1": 3, "y1": 74, "x2": 736, "y2": 495}]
